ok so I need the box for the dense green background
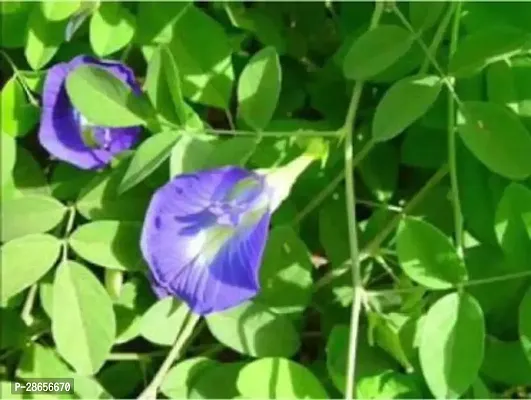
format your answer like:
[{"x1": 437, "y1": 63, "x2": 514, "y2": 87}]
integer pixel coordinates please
[{"x1": 1, "y1": 1, "x2": 531, "y2": 399}]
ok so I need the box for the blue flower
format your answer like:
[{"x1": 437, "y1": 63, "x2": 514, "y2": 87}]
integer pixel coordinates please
[
  {"x1": 38, "y1": 55, "x2": 142, "y2": 170},
  {"x1": 140, "y1": 155, "x2": 315, "y2": 315}
]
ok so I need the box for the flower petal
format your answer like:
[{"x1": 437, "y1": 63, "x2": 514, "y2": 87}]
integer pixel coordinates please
[
  {"x1": 141, "y1": 167, "x2": 272, "y2": 315},
  {"x1": 38, "y1": 55, "x2": 141, "y2": 170}
]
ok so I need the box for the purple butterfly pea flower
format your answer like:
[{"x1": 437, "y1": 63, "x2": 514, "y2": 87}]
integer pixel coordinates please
[
  {"x1": 38, "y1": 55, "x2": 142, "y2": 170},
  {"x1": 141, "y1": 156, "x2": 314, "y2": 315}
]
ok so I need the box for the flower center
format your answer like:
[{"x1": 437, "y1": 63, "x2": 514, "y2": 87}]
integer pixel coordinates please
[{"x1": 208, "y1": 201, "x2": 247, "y2": 227}]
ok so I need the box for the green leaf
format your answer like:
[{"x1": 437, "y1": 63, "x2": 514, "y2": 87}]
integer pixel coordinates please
[
  {"x1": 140, "y1": 297, "x2": 189, "y2": 346},
  {"x1": 168, "y1": 6, "x2": 234, "y2": 108},
  {"x1": 5, "y1": 146, "x2": 50, "y2": 200},
  {"x1": 76, "y1": 158, "x2": 151, "y2": 221},
  {"x1": 0, "y1": 2, "x2": 31, "y2": 49},
  {"x1": 51, "y1": 163, "x2": 93, "y2": 201},
  {"x1": 169, "y1": 136, "x2": 215, "y2": 177},
  {"x1": 495, "y1": 183, "x2": 531, "y2": 252},
  {"x1": 408, "y1": 2, "x2": 447, "y2": 31},
  {"x1": 188, "y1": 362, "x2": 245, "y2": 399},
  {"x1": 419, "y1": 292, "x2": 485, "y2": 399},
  {"x1": 481, "y1": 336, "x2": 531, "y2": 386},
  {"x1": 0, "y1": 76, "x2": 39, "y2": 137},
  {"x1": 52, "y1": 260, "x2": 116, "y2": 375},
  {"x1": 396, "y1": 217, "x2": 468, "y2": 289},
  {"x1": 202, "y1": 137, "x2": 257, "y2": 169},
  {"x1": 25, "y1": 6, "x2": 67, "y2": 70},
  {"x1": 368, "y1": 312, "x2": 415, "y2": 372},
  {"x1": 114, "y1": 277, "x2": 153, "y2": 344},
  {"x1": 237, "y1": 358, "x2": 328, "y2": 399},
  {"x1": 256, "y1": 226, "x2": 313, "y2": 318},
  {"x1": 372, "y1": 75, "x2": 443, "y2": 141},
  {"x1": 41, "y1": 1, "x2": 80, "y2": 21},
  {"x1": 1, "y1": 134, "x2": 16, "y2": 188},
  {"x1": 343, "y1": 25, "x2": 414, "y2": 80},
  {"x1": 206, "y1": 300, "x2": 300, "y2": 357},
  {"x1": 98, "y1": 361, "x2": 144, "y2": 399},
  {"x1": 90, "y1": 2, "x2": 135, "y2": 57},
  {"x1": 161, "y1": 357, "x2": 219, "y2": 399},
  {"x1": 464, "y1": 245, "x2": 527, "y2": 338},
  {"x1": 457, "y1": 101, "x2": 531, "y2": 180},
  {"x1": 119, "y1": 131, "x2": 180, "y2": 194},
  {"x1": 486, "y1": 60, "x2": 518, "y2": 111},
  {"x1": 456, "y1": 141, "x2": 508, "y2": 246},
  {"x1": 0, "y1": 234, "x2": 61, "y2": 303},
  {"x1": 18, "y1": 342, "x2": 111, "y2": 398},
  {"x1": 65, "y1": 65, "x2": 150, "y2": 127},
  {"x1": 1, "y1": 195, "x2": 66, "y2": 242},
  {"x1": 0, "y1": 308, "x2": 29, "y2": 350},
  {"x1": 326, "y1": 325, "x2": 419, "y2": 398},
  {"x1": 519, "y1": 286, "x2": 531, "y2": 364},
  {"x1": 135, "y1": 1, "x2": 191, "y2": 45},
  {"x1": 449, "y1": 26, "x2": 531, "y2": 77},
  {"x1": 237, "y1": 46, "x2": 281, "y2": 131},
  {"x1": 69, "y1": 220, "x2": 144, "y2": 271},
  {"x1": 145, "y1": 45, "x2": 188, "y2": 125}
]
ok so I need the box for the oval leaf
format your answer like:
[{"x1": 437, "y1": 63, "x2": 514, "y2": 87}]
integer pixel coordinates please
[
  {"x1": 140, "y1": 297, "x2": 189, "y2": 346},
  {"x1": 90, "y1": 2, "x2": 135, "y2": 57},
  {"x1": 1, "y1": 195, "x2": 66, "y2": 242},
  {"x1": 169, "y1": 7, "x2": 234, "y2": 108},
  {"x1": 343, "y1": 25, "x2": 414, "y2": 80},
  {"x1": 237, "y1": 46, "x2": 281, "y2": 131},
  {"x1": 161, "y1": 357, "x2": 219, "y2": 399},
  {"x1": 255, "y1": 226, "x2": 314, "y2": 318},
  {"x1": 419, "y1": 292, "x2": 485, "y2": 398},
  {"x1": 372, "y1": 75, "x2": 442, "y2": 141},
  {"x1": 206, "y1": 301, "x2": 300, "y2": 357},
  {"x1": 69, "y1": 220, "x2": 144, "y2": 271},
  {"x1": 145, "y1": 45, "x2": 188, "y2": 125},
  {"x1": 119, "y1": 131, "x2": 181, "y2": 194},
  {"x1": 494, "y1": 183, "x2": 531, "y2": 255},
  {"x1": 76, "y1": 158, "x2": 151, "y2": 221},
  {"x1": 52, "y1": 260, "x2": 116, "y2": 374},
  {"x1": 237, "y1": 358, "x2": 328, "y2": 399},
  {"x1": 457, "y1": 101, "x2": 531, "y2": 180},
  {"x1": 42, "y1": 1, "x2": 80, "y2": 21},
  {"x1": 65, "y1": 65, "x2": 150, "y2": 127},
  {"x1": 1, "y1": 234, "x2": 61, "y2": 303},
  {"x1": 1, "y1": 76, "x2": 39, "y2": 137},
  {"x1": 397, "y1": 217, "x2": 468, "y2": 289},
  {"x1": 25, "y1": 6, "x2": 66, "y2": 70}
]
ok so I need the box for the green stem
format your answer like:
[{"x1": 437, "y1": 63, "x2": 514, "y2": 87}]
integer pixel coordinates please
[
  {"x1": 224, "y1": 108, "x2": 236, "y2": 131},
  {"x1": 20, "y1": 285, "x2": 38, "y2": 326},
  {"x1": 343, "y1": 3, "x2": 384, "y2": 399},
  {"x1": 315, "y1": 164, "x2": 448, "y2": 291},
  {"x1": 0, "y1": 49, "x2": 39, "y2": 107},
  {"x1": 419, "y1": 3, "x2": 457, "y2": 74},
  {"x1": 108, "y1": 351, "x2": 167, "y2": 361},
  {"x1": 447, "y1": 1, "x2": 464, "y2": 257},
  {"x1": 137, "y1": 311, "x2": 200, "y2": 400},
  {"x1": 368, "y1": 269, "x2": 531, "y2": 298},
  {"x1": 392, "y1": 6, "x2": 463, "y2": 109},
  {"x1": 362, "y1": 164, "x2": 449, "y2": 257}
]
